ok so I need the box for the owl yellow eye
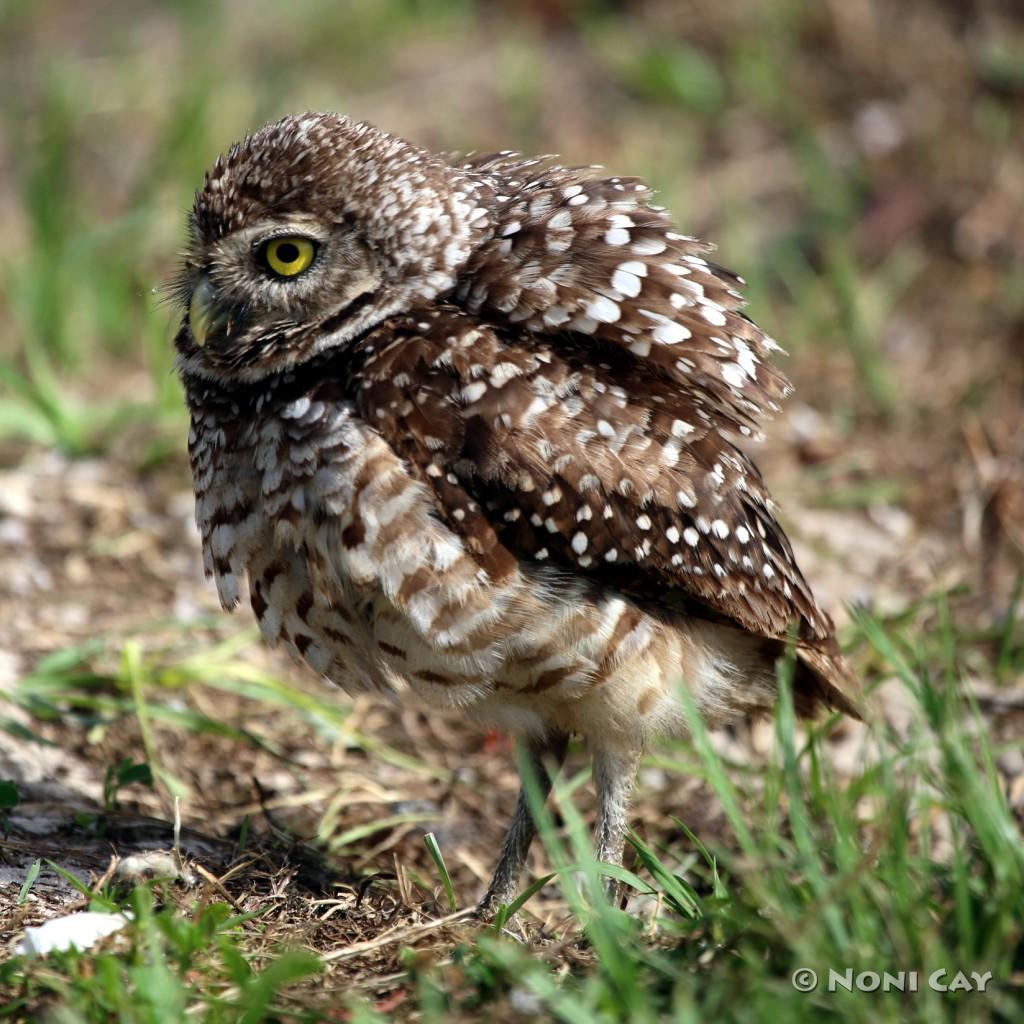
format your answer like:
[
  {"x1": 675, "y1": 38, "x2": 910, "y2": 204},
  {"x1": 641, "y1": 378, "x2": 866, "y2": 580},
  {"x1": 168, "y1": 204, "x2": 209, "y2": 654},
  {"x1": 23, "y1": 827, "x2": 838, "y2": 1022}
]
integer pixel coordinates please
[{"x1": 263, "y1": 236, "x2": 316, "y2": 277}]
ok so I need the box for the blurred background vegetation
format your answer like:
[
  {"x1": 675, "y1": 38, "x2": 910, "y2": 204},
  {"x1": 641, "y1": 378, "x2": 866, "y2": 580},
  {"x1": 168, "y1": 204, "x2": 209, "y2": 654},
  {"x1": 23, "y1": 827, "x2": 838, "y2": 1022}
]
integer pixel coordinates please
[
  {"x1": 2, "y1": 0, "x2": 1022, "y2": 583},
  {"x1": 2, "y1": 0, "x2": 1021, "y2": 458},
  {"x1": 1, "y1": 2, "x2": 1023, "y2": 1020}
]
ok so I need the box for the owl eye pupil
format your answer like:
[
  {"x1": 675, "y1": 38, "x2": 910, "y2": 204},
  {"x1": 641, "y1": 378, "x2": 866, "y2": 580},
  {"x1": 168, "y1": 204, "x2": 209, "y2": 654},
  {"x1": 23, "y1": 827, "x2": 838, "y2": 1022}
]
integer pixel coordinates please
[{"x1": 276, "y1": 242, "x2": 299, "y2": 263}]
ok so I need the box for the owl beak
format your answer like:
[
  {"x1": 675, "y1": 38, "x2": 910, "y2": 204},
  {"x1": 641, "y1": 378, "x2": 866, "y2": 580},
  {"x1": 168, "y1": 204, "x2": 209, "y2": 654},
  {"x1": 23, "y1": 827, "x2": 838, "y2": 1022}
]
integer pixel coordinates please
[{"x1": 188, "y1": 276, "x2": 229, "y2": 348}]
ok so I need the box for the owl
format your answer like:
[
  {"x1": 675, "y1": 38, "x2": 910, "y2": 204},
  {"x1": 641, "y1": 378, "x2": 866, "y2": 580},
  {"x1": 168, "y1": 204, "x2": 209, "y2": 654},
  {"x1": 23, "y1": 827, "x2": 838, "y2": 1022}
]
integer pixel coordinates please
[{"x1": 175, "y1": 113, "x2": 861, "y2": 918}]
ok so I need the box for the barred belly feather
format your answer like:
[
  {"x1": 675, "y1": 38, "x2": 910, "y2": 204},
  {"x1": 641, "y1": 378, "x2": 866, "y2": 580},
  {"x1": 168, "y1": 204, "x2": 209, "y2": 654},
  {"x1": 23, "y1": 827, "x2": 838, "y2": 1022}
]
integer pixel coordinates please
[{"x1": 186, "y1": 340, "x2": 818, "y2": 753}]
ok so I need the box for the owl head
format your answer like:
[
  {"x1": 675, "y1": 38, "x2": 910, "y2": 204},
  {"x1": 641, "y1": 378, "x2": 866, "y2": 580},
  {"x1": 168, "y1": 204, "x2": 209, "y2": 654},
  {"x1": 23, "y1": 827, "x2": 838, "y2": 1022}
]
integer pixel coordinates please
[{"x1": 175, "y1": 113, "x2": 489, "y2": 381}]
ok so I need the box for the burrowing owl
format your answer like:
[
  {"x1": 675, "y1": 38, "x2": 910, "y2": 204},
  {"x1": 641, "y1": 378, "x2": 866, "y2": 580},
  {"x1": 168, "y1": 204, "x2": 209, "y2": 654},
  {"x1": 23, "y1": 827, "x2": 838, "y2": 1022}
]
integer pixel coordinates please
[{"x1": 176, "y1": 113, "x2": 860, "y2": 917}]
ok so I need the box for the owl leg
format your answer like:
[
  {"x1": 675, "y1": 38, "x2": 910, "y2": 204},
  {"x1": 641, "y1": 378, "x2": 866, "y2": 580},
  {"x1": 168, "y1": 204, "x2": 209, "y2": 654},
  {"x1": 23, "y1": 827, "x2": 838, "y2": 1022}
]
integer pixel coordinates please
[
  {"x1": 592, "y1": 745, "x2": 641, "y2": 902},
  {"x1": 476, "y1": 731, "x2": 570, "y2": 920}
]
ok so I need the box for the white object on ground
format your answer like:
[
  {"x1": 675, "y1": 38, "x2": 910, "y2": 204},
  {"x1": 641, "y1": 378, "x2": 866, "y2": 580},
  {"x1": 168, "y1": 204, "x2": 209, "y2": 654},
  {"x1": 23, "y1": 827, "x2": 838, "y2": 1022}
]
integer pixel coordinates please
[{"x1": 16, "y1": 911, "x2": 131, "y2": 956}]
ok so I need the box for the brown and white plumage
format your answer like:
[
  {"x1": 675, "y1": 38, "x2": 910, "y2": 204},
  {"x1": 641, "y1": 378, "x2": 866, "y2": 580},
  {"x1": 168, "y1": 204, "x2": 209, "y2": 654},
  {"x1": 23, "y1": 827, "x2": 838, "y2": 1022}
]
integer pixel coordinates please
[{"x1": 176, "y1": 113, "x2": 860, "y2": 916}]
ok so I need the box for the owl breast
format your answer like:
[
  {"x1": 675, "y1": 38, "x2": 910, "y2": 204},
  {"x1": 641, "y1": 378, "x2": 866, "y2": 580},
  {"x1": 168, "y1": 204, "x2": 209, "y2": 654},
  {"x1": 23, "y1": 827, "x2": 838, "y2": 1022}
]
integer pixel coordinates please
[{"x1": 184, "y1": 342, "x2": 773, "y2": 748}]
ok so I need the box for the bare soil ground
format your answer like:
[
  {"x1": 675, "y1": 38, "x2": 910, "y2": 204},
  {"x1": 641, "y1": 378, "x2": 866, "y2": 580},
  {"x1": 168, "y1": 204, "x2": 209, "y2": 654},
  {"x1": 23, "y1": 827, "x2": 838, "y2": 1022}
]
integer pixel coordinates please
[{"x1": 2, "y1": 390, "x2": 1021, "y2": 992}]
